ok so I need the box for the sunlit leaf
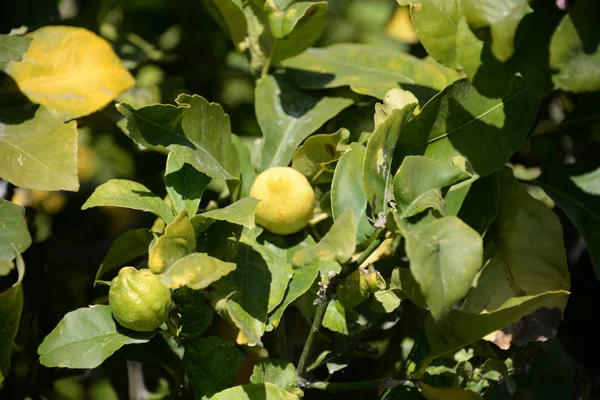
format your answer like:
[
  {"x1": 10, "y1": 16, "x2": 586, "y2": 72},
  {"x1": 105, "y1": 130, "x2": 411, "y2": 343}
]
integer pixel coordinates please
[
  {"x1": 201, "y1": 0, "x2": 247, "y2": 50},
  {"x1": 160, "y1": 253, "x2": 236, "y2": 290},
  {"x1": 418, "y1": 382, "x2": 484, "y2": 400},
  {"x1": 209, "y1": 383, "x2": 299, "y2": 400},
  {"x1": 250, "y1": 358, "x2": 298, "y2": 393},
  {"x1": 0, "y1": 106, "x2": 78, "y2": 191},
  {"x1": 37, "y1": 305, "x2": 154, "y2": 369},
  {"x1": 190, "y1": 197, "x2": 260, "y2": 235},
  {"x1": 292, "y1": 128, "x2": 348, "y2": 184},
  {"x1": 166, "y1": 152, "x2": 211, "y2": 217},
  {"x1": 6, "y1": 26, "x2": 134, "y2": 120},
  {"x1": 0, "y1": 198, "x2": 31, "y2": 260},
  {"x1": 149, "y1": 210, "x2": 196, "y2": 274},
  {"x1": 323, "y1": 300, "x2": 348, "y2": 335},
  {"x1": 0, "y1": 34, "x2": 31, "y2": 69}
]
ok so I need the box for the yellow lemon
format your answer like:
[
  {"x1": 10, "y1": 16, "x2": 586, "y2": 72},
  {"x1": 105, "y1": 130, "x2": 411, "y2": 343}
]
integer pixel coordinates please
[{"x1": 249, "y1": 167, "x2": 315, "y2": 235}]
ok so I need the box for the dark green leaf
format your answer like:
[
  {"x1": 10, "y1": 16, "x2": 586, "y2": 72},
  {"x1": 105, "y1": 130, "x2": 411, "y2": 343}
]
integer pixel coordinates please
[
  {"x1": 255, "y1": 75, "x2": 353, "y2": 169},
  {"x1": 292, "y1": 128, "x2": 348, "y2": 184},
  {"x1": 231, "y1": 134, "x2": 257, "y2": 200},
  {"x1": 0, "y1": 198, "x2": 31, "y2": 260},
  {"x1": 549, "y1": 0, "x2": 600, "y2": 93},
  {"x1": 282, "y1": 43, "x2": 460, "y2": 103},
  {"x1": 117, "y1": 94, "x2": 239, "y2": 180},
  {"x1": 0, "y1": 106, "x2": 78, "y2": 191},
  {"x1": 38, "y1": 305, "x2": 154, "y2": 368},
  {"x1": 149, "y1": 210, "x2": 196, "y2": 274},
  {"x1": 173, "y1": 287, "x2": 213, "y2": 338},
  {"x1": 160, "y1": 253, "x2": 236, "y2": 290},
  {"x1": 250, "y1": 358, "x2": 298, "y2": 392},
  {"x1": 452, "y1": 171, "x2": 500, "y2": 235},
  {"x1": 209, "y1": 383, "x2": 299, "y2": 400},
  {"x1": 395, "y1": 78, "x2": 539, "y2": 178},
  {"x1": 165, "y1": 152, "x2": 211, "y2": 217},
  {"x1": 82, "y1": 179, "x2": 174, "y2": 223},
  {"x1": 184, "y1": 336, "x2": 243, "y2": 398},
  {"x1": 535, "y1": 166, "x2": 600, "y2": 280},
  {"x1": 95, "y1": 229, "x2": 153, "y2": 283},
  {"x1": 200, "y1": 0, "x2": 247, "y2": 51},
  {"x1": 365, "y1": 93, "x2": 418, "y2": 215},
  {"x1": 331, "y1": 142, "x2": 376, "y2": 243},
  {"x1": 0, "y1": 249, "x2": 24, "y2": 384}
]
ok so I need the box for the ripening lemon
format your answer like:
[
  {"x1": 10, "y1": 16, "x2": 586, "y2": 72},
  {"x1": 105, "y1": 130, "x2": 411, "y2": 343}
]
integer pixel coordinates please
[{"x1": 249, "y1": 167, "x2": 316, "y2": 235}]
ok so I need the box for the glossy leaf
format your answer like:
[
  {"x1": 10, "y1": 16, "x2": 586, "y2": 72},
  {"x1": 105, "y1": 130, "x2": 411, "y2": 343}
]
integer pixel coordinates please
[
  {"x1": 231, "y1": 134, "x2": 257, "y2": 200},
  {"x1": 250, "y1": 358, "x2": 298, "y2": 392},
  {"x1": 331, "y1": 142, "x2": 375, "y2": 244},
  {"x1": 402, "y1": 216, "x2": 483, "y2": 320},
  {"x1": 395, "y1": 78, "x2": 539, "y2": 178},
  {"x1": 0, "y1": 34, "x2": 31, "y2": 69},
  {"x1": 160, "y1": 253, "x2": 236, "y2": 290},
  {"x1": 535, "y1": 167, "x2": 600, "y2": 278},
  {"x1": 165, "y1": 152, "x2": 211, "y2": 217},
  {"x1": 184, "y1": 336, "x2": 243, "y2": 398},
  {"x1": 0, "y1": 198, "x2": 31, "y2": 260},
  {"x1": 453, "y1": 172, "x2": 500, "y2": 235},
  {"x1": 461, "y1": 169, "x2": 570, "y2": 314},
  {"x1": 398, "y1": 0, "x2": 463, "y2": 69},
  {"x1": 394, "y1": 156, "x2": 471, "y2": 218},
  {"x1": 95, "y1": 229, "x2": 153, "y2": 283},
  {"x1": 82, "y1": 179, "x2": 174, "y2": 223},
  {"x1": 365, "y1": 94, "x2": 418, "y2": 215},
  {"x1": 37, "y1": 305, "x2": 154, "y2": 368},
  {"x1": 6, "y1": 26, "x2": 134, "y2": 120},
  {"x1": 549, "y1": 0, "x2": 600, "y2": 93},
  {"x1": 0, "y1": 106, "x2": 78, "y2": 191},
  {"x1": 201, "y1": 0, "x2": 247, "y2": 50},
  {"x1": 149, "y1": 210, "x2": 195, "y2": 274},
  {"x1": 323, "y1": 300, "x2": 348, "y2": 335},
  {"x1": 209, "y1": 383, "x2": 299, "y2": 400},
  {"x1": 173, "y1": 287, "x2": 213, "y2": 338},
  {"x1": 190, "y1": 197, "x2": 260, "y2": 235},
  {"x1": 370, "y1": 290, "x2": 402, "y2": 313},
  {"x1": 255, "y1": 75, "x2": 353, "y2": 169},
  {"x1": 282, "y1": 43, "x2": 461, "y2": 103},
  {"x1": 293, "y1": 210, "x2": 356, "y2": 267},
  {"x1": 0, "y1": 249, "x2": 24, "y2": 384},
  {"x1": 292, "y1": 128, "x2": 348, "y2": 184},
  {"x1": 117, "y1": 94, "x2": 239, "y2": 180}
]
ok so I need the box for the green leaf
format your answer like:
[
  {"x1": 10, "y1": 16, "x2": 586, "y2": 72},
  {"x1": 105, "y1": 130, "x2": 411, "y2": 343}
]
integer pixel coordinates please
[
  {"x1": 462, "y1": 169, "x2": 570, "y2": 314},
  {"x1": 390, "y1": 267, "x2": 426, "y2": 308},
  {"x1": 535, "y1": 167, "x2": 600, "y2": 278},
  {"x1": 255, "y1": 75, "x2": 353, "y2": 169},
  {"x1": 402, "y1": 216, "x2": 483, "y2": 320},
  {"x1": 397, "y1": 0, "x2": 463, "y2": 69},
  {"x1": 259, "y1": 230, "x2": 316, "y2": 264},
  {"x1": 571, "y1": 166, "x2": 600, "y2": 196},
  {"x1": 323, "y1": 300, "x2": 348, "y2": 335},
  {"x1": 370, "y1": 290, "x2": 402, "y2": 313},
  {"x1": 211, "y1": 243, "x2": 271, "y2": 346},
  {"x1": 395, "y1": 78, "x2": 539, "y2": 178},
  {"x1": 292, "y1": 128, "x2": 349, "y2": 184},
  {"x1": 549, "y1": 0, "x2": 600, "y2": 93},
  {"x1": 365, "y1": 93, "x2": 418, "y2": 215},
  {"x1": 337, "y1": 266, "x2": 385, "y2": 309},
  {"x1": 293, "y1": 210, "x2": 356, "y2": 267},
  {"x1": 209, "y1": 383, "x2": 299, "y2": 400},
  {"x1": 190, "y1": 197, "x2": 260, "y2": 235},
  {"x1": 117, "y1": 94, "x2": 240, "y2": 180},
  {"x1": 394, "y1": 156, "x2": 471, "y2": 218},
  {"x1": 267, "y1": 1, "x2": 328, "y2": 64},
  {"x1": 418, "y1": 382, "x2": 485, "y2": 400},
  {"x1": 160, "y1": 253, "x2": 236, "y2": 290},
  {"x1": 456, "y1": 18, "x2": 517, "y2": 98},
  {"x1": 165, "y1": 152, "x2": 211, "y2": 217},
  {"x1": 173, "y1": 287, "x2": 213, "y2": 338},
  {"x1": 0, "y1": 198, "x2": 31, "y2": 260},
  {"x1": 453, "y1": 172, "x2": 500, "y2": 235},
  {"x1": 282, "y1": 43, "x2": 461, "y2": 103},
  {"x1": 184, "y1": 336, "x2": 243, "y2": 398},
  {"x1": 82, "y1": 179, "x2": 175, "y2": 223},
  {"x1": 94, "y1": 229, "x2": 153, "y2": 283},
  {"x1": 250, "y1": 358, "x2": 298, "y2": 392},
  {"x1": 200, "y1": 0, "x2": 247, "y2": 50},
  {"x1": 0, "y1": 34, "x2": 31, "y2": 69},
  {"x1": 149, "y1": 210, "x2": 196, "y2": 274},
  {"x1": 0, "y1": 249, "x2": 24, "y2": 384},
  {"x1": 331, "y1": 142, "x2": 376, "y2": 244},
  {"x1": 0, "y1": 106, "x2": 78, "y2": 191},
  {"x1": 231, "y1": 134, "x2": 257, "y2": 200},
  {"x1": 38, "y1": 305, "x2": 154, "y2": 369}
]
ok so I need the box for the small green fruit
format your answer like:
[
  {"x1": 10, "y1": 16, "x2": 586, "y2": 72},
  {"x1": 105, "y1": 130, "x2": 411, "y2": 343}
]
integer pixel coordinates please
[
  {"x1": 109, "y1": 267, "x2": 172, "y2": 332},
  {"x1": 249, "y1": 167, "x2": 316, "y2": 235}
]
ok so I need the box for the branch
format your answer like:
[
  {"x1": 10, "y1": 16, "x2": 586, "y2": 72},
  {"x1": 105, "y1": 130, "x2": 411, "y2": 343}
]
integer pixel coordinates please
[{"x1": 304, "y1": 377, "x2": 410, "y2": 392}]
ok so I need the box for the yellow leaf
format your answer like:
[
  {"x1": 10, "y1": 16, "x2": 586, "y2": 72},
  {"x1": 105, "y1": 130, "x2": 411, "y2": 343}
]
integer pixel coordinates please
[
  {"x1": 6, "y1": 26, "x2": 134, "y2": 120},
  {"x1": 418, "y1": 382, "x2": 485, "y2": 400}
]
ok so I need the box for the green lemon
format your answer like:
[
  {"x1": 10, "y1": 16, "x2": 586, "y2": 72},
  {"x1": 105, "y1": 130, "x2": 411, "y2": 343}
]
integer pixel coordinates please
[
  {"x1": 249, "y1": 167, "x2": 316, "y2": 235},
  {"x1": 108, "y1": 267, "x2": 172, "y2": 332}
]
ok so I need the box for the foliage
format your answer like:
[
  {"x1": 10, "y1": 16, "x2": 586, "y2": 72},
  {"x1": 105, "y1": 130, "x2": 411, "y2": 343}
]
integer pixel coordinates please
[{"x1": 1, "y1": 0, "x2": 599, "y2": 399}]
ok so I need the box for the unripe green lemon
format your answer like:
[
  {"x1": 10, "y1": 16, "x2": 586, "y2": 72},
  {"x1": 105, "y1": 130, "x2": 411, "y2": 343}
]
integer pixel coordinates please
[
  {"x1": 108, "y1": 267, "x2": 172, "y2": 332},
  {"x1": 249, "y1": 167, "x2": 315, "y2": 235}
]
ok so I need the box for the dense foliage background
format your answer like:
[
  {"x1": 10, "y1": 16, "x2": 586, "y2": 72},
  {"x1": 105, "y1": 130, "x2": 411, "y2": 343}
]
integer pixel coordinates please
[{"x1": 1, "y1": 0, "x2": 599, "y2": 399}]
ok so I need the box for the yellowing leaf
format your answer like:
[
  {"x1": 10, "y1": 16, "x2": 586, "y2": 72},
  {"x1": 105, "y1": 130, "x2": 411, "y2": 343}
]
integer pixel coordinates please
[{"x1": 6, "y1": 26, "x2": 134, "y2": 120}]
